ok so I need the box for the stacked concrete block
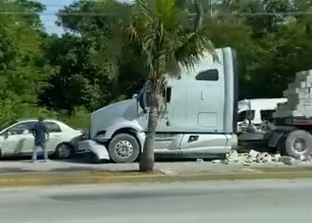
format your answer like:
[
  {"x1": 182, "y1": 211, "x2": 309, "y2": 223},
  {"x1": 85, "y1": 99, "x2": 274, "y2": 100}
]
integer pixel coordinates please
[{"x1": 274, "y1": 70, "x2": 312, "y2": 118}]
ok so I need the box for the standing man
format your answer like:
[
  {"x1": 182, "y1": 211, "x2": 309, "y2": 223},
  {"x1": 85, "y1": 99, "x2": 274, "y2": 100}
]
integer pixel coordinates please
[{"x1": 31, "y1": 117, "x2": 49, "y2": 162}]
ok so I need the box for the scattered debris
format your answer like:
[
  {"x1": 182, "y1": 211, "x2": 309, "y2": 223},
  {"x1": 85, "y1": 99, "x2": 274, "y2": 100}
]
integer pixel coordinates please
[
  {"x1": 159, "y1": 169, "x2": 177, "y2": 175},
  {"x1": 224, "y1": 149, "x2": 274, "y2": 165},
  {"x1": 257, "y1": 153, "x2": 272, "y2": 163},
  {"x1": 248, "y1": 149, "x2": 259, "y2": 160},
  {"x1": 223, "y1": 149, "x2": 301, "y2": 166},
  {"x1": 226, "y1": 150, "x2": 240, "y2": 162},
  {"x1": 281, "y1": 156, "x2": 299, "y2": 166},
  {"x1": 196, "y1": 158, "x2": 204, "y2": 163},
  {"x1": 212, "y1": 149, "x2": 312, "y2": 166},
  {"x1": 299, "y1": 154, "x2": 312, "y2": 162},
  {"x1": 211, "y1": 160, "x2": 222, "y2": 164},
  {"x1": 272, "y1": 154, "x2": 282, "y2": 162}
]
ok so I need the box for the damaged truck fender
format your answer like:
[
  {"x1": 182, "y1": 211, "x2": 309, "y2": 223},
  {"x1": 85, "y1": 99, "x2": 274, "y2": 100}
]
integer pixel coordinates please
[
  {"x1": 78, "y1": 140, "x2": 110, "y2": 161},
  {"x1": 94, "y1": 120, "x2": 145, "y2": 142}
]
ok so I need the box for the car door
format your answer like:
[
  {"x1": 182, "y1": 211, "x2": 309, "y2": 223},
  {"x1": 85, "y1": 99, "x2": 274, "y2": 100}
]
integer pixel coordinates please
[
  {"x1": 4, "y1": 121, "x2": 36, "y2": 156},
  {"x1": 45, "y1": 121, "x2": 63, "y2": 152}
]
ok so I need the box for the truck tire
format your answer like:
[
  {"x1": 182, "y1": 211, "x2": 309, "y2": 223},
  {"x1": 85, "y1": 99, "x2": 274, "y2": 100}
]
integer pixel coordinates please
[
  {"x1": 108, "y1": 133, "x2": 140, "y2": 163},
  {"x1": 283, "y1": 130, "x2": 312, "y2": 158}
]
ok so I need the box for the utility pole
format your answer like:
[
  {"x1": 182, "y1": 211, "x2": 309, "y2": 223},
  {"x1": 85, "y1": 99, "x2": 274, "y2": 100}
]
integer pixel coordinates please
[
  {"x1": 209, "y1": 0, "x2": 213, "y2": 18},
  {"x1": 208, "y1": 0, "x2": 213, "y2": 20}
]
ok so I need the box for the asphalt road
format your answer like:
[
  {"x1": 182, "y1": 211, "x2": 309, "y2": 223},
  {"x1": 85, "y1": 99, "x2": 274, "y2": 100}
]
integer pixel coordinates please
[{"x1": 1, "y1": 180, "x2": 312, "y2": 223}]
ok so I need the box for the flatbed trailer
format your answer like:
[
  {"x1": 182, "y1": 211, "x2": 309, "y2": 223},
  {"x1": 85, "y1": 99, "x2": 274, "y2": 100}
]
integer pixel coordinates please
[{"x1": 267, "y1": 117, "x2": 312, "y2": 158}]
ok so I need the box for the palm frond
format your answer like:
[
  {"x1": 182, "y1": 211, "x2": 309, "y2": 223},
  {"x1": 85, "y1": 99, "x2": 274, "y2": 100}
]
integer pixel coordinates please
[
  {"x1": 112, "y1": 0, "x2": 216, "y2": 78},
  {"x1": 134, "y1": 0, "x2": 155, "y2": 24},
  {"x1": 165, "y1": 51, "x2": 181, "y2": 76},
  {"x1": 174, "y1": 23, "x2": 215, "y2": 69}
]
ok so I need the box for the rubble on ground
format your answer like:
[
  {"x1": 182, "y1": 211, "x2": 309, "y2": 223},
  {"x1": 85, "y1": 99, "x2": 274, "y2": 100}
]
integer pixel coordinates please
[{"x1": 211, "y1": 149, "x2": 312, "y2": 166}]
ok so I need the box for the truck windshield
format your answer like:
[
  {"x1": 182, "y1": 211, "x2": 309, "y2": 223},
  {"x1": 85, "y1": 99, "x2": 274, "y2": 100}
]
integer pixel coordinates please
[{"x1": 138, "y1": 83, "x2": 152, "y2": 110}]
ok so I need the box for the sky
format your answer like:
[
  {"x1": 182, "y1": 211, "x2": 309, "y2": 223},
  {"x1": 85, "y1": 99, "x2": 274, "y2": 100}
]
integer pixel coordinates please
[
  {"x1": 39, "y1": 0, "x2": 131, "y2": 34},
  {"x1": 39, "y1": 0, "x2": 74, "y2": 34}
]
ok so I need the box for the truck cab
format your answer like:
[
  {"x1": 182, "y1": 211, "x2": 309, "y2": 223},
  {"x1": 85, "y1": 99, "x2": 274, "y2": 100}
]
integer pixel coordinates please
[{"x1": 89, "y1": 47, "x2": 238, "y2": 163}]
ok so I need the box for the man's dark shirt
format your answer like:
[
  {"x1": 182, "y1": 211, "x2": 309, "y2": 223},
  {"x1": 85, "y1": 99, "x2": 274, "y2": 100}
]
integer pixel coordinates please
[{"x1": 32, "y1": 121, "x2": 49, "y2": 145}]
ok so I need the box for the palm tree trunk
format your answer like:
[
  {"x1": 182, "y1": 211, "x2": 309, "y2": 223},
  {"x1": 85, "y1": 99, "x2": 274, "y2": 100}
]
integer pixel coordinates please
[{"x1": 139, "y1": 81, "x2": 160, "y2": 172}]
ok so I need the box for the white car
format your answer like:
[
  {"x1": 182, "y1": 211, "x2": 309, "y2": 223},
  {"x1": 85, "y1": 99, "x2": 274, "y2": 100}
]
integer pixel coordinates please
[{"x1": 0, "y1": 119, "x2": 82, "y2": 159}]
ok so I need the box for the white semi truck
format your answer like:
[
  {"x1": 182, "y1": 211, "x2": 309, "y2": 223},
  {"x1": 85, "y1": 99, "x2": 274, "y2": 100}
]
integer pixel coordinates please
[{"x1": 82, "y1": 47, "x2": 238, "y2": 163}]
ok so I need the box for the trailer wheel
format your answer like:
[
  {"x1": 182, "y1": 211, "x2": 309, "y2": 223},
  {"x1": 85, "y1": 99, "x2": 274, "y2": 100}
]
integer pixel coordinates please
[
  {"x1": 108, "y1": 133, "x2": 140, "y2": 163},
  {"x1": 283, "y1": 130, "x2": 312, "y2": 158}
]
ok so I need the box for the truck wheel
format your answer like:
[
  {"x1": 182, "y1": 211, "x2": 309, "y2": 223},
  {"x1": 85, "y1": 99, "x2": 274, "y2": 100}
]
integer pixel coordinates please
[
  {"x1": 108, "y1": 133, "x2": 140, "y2": 163},
  {"x1": 283, "y1": 130, "x2": 312, "y2": 158}
]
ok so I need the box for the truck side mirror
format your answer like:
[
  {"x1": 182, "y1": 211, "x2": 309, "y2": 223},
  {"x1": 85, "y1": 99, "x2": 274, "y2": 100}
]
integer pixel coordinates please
[
  {"x1": 166, "y1": 87, "x2": 172, "y2": 103},
  {"x1": 161, "y1": 86, "x2": 172, "y2": 103}
]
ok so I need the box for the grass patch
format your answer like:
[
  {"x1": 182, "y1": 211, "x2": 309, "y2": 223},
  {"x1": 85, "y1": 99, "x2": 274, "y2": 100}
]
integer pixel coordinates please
[{"x1": 2, "y1": 169, "x2": 312, "y2": 187}]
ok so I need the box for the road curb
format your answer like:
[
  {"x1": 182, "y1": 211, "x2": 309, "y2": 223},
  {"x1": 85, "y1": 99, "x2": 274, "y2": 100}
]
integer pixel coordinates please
[{"x1": 2, "y1": 168, "x2": 312, "y2": 187}]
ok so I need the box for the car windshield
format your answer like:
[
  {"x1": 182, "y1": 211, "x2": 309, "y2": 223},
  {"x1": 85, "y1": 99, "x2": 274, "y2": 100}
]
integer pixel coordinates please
[
  {"x1": 237, "y1": 110, "x2": 255, "y2": 122},
  {"x1": 0, "y1": 120, "x2": 18, "y2": 132}
]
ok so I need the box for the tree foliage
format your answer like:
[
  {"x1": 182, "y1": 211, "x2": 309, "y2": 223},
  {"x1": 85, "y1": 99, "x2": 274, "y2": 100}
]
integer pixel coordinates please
[
  {"x1": 0, "y1": 0, "x2": 51, "y2": 122},
  {"x1": 105, "y1": 0, "x2": 216, "y2": 171},
  {"x1": 2, "y1": 0, "x2": 312, "y2": 129}
]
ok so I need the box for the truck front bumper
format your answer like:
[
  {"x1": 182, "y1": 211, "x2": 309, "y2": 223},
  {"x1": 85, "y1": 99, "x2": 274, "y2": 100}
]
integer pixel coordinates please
[{"x1": 77, "y1": 140, "x2": 110, "y2": 160}]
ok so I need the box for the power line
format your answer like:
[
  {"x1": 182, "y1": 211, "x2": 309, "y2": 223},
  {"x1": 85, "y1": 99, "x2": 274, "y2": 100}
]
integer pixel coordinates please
[
  {"x1": 0, "y1": 11, "x2": 114, "y2": 16},
  {"x1": 229, "y1": 11, "x2": 312, "y2": 16}
]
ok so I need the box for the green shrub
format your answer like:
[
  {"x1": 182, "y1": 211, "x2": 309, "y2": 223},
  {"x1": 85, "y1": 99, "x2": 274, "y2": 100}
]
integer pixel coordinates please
[
  {"x1": 57, "y1": 107, "x2": 90, "y2": 129},
  {"x1": 0, "y1": 101, "x2": 90, "y2": 130}
]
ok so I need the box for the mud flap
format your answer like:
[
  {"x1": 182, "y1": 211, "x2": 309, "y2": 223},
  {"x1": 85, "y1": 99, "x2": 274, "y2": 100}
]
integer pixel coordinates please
[
  {"x1": 268, "y1": 132, "x2": 285, "y2": 148},
  {"x1": 78, "y1": 140, "x2": 110, "y2": 160}
]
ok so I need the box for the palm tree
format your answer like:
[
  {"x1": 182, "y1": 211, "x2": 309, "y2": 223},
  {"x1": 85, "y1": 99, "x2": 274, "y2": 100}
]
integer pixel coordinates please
[{"x1": 116, "y1": 0, "x2": 215, "y2": 171}]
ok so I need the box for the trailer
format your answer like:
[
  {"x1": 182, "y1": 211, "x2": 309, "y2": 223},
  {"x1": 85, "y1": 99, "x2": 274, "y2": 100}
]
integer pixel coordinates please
[
  {"x1": 267, "y1": 70, "x2": 312, "y2": 159},
  {"x1": 267, "y1": 118, "x2": 312, "y2": 159}
]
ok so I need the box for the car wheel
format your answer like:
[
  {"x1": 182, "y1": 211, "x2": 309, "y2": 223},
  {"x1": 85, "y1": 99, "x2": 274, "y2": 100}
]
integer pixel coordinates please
[
  {"x1": 55, "y1": 143, "x2": 73, "y2": 159},
  {"x1": 283, "y1": 130, "x2": 312, "y2": 159},
  {"x1": 108, "y1": 133, "x2": 140, "y2": 163}
]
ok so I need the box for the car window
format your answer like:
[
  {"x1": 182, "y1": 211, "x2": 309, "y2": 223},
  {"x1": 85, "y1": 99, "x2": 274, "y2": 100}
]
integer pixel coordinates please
[
  {"x1": 0, "y1": 120, "x2": 18, "y2": 131},
  {"x1": 7, "y1": 122, "x2": 36, "y2": 135},
  {"x1": 238, "y1": 110, "x2": 255, "y2": 122},
  {"x1": 261, "y1": 109, "x2": 275, "y2": 121},
  {"x1": 45, "y1": 122, "x2": 62, "y2": 133},
  {"x1": 238, "y1": 111, "x2": 247, "y2": 122},
  {"x1": 246, "y1": 110, "x2": 255, "y2": 121}
]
